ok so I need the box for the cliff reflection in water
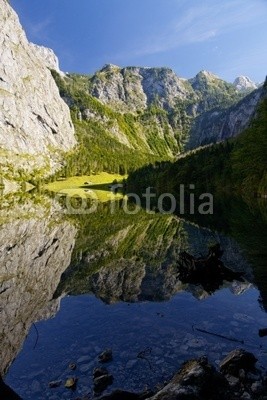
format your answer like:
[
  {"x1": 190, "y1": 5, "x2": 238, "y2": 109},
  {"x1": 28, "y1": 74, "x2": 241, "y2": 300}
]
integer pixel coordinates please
[
  {"x1": 1, "y1": 193, "x2": 266, "y2": 383},
  {"x1": 56, "y1": 201, "x2": 254, "y2": 304},
  {"x1": 0, "y1": 195, "x2": 76, "y2": 376}
]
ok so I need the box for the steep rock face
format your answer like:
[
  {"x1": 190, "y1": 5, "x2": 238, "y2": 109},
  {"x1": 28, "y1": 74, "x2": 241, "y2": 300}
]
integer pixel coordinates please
[
  {"x1": 0, "y1": 0, "x2": 76, "y2": 179},
  {"x1": 90, "y1": 64, "x2": 193, "y2": 112},
  {"x1": 187, "y1": 85, "x2": 265, "y2": 149},
  {"x1": 0, "y1": 200, "x2": 76, "y2": 376},
  {"x1": 89, "y1": 67, "x2": 240, "y2": 117},
  {"x1": 29, "y1": 43, "x2": 61, "y2": 73},
  {"x1": 188, "y1": 70, "x2": 240, "y2": 115}
]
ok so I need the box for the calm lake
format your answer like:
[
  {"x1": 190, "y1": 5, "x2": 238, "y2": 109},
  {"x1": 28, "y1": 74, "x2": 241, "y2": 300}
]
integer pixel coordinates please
[{"x1": 1, "y1": 189, "x2": 267, "y2": 399}]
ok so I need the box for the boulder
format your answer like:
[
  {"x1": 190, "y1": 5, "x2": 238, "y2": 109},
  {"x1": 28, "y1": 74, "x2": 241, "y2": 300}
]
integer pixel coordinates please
[
  {"x1": 219, "y1": 349, "x2": 257, "y2": 376},
  {"x1": 149, "y1": 357, "x2": 229, "y2": 400}
]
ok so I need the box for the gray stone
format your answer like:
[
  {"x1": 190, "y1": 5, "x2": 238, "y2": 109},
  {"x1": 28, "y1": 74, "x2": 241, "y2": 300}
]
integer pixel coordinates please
[
  {"x1": 225, "y1": 374, "x2": 239, "y2": 387},
  {"x1": 219, "y1": 349, "x2": 257, "y2": 376},
  {"x1": 241, "y1": 392, "x2": 251, "y2": 400},
  {"x1": 251, "y1": 381, "x2": 263, "y2": 394},
  {"x1": 148, "y1": 357, "x2": 229, "y2": 400},
  {"x1": 49, "y1": 380, "x2": 62, "y2": 389}
]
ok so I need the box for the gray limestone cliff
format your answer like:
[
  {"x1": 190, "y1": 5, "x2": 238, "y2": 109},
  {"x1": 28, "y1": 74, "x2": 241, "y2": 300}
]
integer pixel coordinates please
[
  {"x1": 29, "y1": 43, "x2": 61, "y2": 74},
  {"x1": 233, "y1": 76, "x2": 258, "y2": 92},
  {"x1": 90, "y1": 64, "x2": 193, "y2": 112},
  {"x1": 88, "y1": 66, "x2": 242, "y2": 116},
  {"x1": 0, "y1": 0, "x2": 76, "y2": 181},
  {"x1": 187, "y1": 84, "x2": 265, "y2": 149}
]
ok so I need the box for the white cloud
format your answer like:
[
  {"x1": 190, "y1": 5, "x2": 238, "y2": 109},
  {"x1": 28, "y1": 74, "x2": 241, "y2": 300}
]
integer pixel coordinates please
[
  {"x1": 129, "y1": 0, "x2": 267, "y2": 57},
  {"x1": 216, "y1": 46, "x2": 267, "y2": 82},
  {"x1": 27, "y1": 17, "x2": 53, "y2": 42}
]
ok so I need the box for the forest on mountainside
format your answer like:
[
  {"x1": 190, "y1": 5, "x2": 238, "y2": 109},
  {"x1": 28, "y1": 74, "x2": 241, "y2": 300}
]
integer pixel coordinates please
[{"x1": 127, "y1": 83, "x2": 267, "y2": 199}]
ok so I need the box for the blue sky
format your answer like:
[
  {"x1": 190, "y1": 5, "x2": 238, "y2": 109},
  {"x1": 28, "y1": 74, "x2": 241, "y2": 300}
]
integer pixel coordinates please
[{"x1": 10, "y1": 0, "x2": 267, "y2": 83}]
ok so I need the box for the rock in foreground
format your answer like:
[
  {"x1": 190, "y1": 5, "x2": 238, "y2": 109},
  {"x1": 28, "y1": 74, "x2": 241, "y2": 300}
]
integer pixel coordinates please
[{"x1": 99, "y1": 349, "x2": 266, "y2": 400}]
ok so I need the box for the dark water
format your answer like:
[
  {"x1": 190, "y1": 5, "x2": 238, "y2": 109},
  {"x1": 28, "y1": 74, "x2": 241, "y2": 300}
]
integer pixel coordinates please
[{"x1": 1, "y1": 194, "x2": 267, "y2": 399}]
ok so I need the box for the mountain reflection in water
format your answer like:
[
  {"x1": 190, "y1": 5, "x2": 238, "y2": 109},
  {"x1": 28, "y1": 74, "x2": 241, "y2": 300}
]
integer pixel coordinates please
[{"x1": 0, "y1": 193, "x2": 266, "y2": 399}]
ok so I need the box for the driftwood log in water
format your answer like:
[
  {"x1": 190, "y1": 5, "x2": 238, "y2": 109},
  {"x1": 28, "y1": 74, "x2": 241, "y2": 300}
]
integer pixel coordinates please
[{"x1": 177, "y1": 243, "x2": 244, "y2": 292}]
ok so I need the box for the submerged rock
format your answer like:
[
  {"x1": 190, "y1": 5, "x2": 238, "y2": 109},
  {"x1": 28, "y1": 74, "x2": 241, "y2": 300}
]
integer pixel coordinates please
[
  {"x1": 94, "y1": 374, "x2": 114, "y2": 394},
  {"x1": 65, "y1": 377, "x2": 78, "y2": 389},
  {"x1": 97, "y1": 349, "x2": 266, "y2": 400},
  {"x1": 98, "y1": 349, "x2": 113, "y2": 363},
  {"x1": 93, "y1": 366, "x2": 114, "y2": 394},
  {"x1": 2, "y1": 349, "x2": 266, "y2": 400},
  {"x1": 48, "y1": 380, "x2": 62, "y2": 388},
  {"x1": 69, "y1": 362, "x2": 77, "y2": 370}
]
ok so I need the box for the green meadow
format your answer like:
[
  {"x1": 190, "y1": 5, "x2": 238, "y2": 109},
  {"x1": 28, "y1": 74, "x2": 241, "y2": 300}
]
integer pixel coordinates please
[{"x1": 45, "y1": 172, "x2": 127, "y2": 202}]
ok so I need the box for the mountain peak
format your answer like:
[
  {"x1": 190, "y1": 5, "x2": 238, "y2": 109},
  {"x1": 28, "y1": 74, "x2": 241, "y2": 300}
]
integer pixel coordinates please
[
  {"x1": 189, "y1": 70, "x2": 222, "y2": 92},
  {"x1": 195, "y1": 70, "x2": 220, "y2": 80},
  {"x1": 233, "y1": 76, "x2": 257, "y2": 92},
  {"x1": 100, "y1": 63, "x2": 120, "y2": 72}
]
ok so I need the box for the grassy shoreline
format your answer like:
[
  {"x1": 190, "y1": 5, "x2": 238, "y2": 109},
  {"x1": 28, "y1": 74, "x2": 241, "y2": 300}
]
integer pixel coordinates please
[{"x1": 44, "y1": 172, "x2": 127, "y2": 203}]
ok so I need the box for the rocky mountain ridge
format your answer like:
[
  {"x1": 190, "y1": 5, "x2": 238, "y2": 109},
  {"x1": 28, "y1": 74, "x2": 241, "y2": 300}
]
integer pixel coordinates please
[
  {"x1": 88, "y1": 64, "x2": 243, "y2": 114},
  {"x1": 51, "y1": 64, "x2": 260, "y2": 175},
  {"x1": 90, "y1": 65, "x2": 266, "y2": 151},
  {"x1": 60, "y1": 64, "x2": 263, "y2": 159}
]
